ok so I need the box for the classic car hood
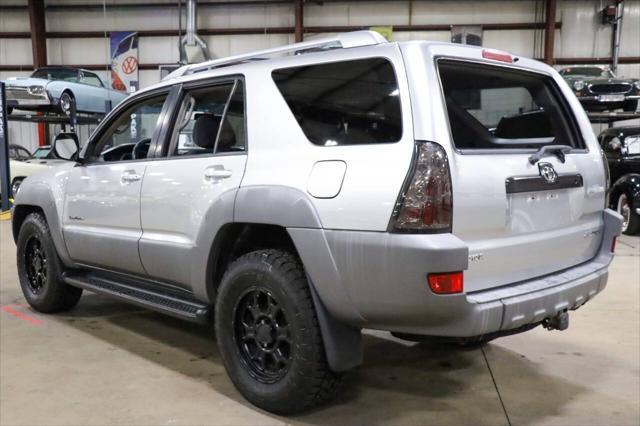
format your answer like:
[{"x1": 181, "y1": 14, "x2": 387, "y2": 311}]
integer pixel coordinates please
[{"x1": 5, "y1": 77, "x2": 52, "y2": 88}]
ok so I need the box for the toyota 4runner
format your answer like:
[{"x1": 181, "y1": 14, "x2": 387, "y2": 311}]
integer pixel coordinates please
[{"x1": 12, "y1": 32, "x2": 623, "y2": 414}]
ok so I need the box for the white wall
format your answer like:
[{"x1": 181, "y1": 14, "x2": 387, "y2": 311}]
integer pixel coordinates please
[{"x1": 1, "y1": 0, "x2": 639, "y2": 149}]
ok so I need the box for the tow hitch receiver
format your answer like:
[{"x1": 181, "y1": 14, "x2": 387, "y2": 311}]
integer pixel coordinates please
[{"x1": 543, "y1": 311, "x2": 569, "y2": 331}]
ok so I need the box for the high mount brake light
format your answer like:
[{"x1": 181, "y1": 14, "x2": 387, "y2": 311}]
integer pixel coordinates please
[
  {"x1": 482, "y1": 49, "x2": 513, "y2": 63},
  {"x1": 392, "y1": 141, "x2": 452, "y2": 233}
]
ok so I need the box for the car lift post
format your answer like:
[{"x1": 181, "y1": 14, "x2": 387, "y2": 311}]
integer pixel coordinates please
[{"x1": 0, "y1": 82, "x2": 11, "y2": 212}]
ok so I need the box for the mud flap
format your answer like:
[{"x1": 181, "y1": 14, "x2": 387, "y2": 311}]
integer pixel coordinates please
[{"x1": 308, "y1": 278, "x2": 363, "y2": 372}]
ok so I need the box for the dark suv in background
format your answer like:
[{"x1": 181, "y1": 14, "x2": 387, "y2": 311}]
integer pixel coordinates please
[{"x1": 600, "y1": 126, "x2": 640, "y2": 234}]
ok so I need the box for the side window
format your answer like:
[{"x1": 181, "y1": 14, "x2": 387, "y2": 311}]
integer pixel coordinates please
[
  {"x1": 272, "y1": 58, "x2": 402, "y2": 146},
  {"x1": 90, "y1": 94, "x2": 168, "y2": 162},
  {"x1": 82, "y1": 72, "x2": 103, "y2": 88},
  {"x1": 169, "y1": 80, "x2": 245, "y2": 157}
]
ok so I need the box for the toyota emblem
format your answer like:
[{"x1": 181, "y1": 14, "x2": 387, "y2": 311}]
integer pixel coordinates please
[{"x1": 538, "y1": 162, "x2": 558, "y2": 184}]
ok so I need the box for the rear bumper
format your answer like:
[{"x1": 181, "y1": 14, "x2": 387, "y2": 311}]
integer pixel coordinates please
[{"x1": 291, "y1": 209, "x2": 623, "y2": 338}]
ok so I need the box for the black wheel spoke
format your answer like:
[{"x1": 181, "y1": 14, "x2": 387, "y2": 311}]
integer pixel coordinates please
[
  {"x1": 276, "y1": 324, "x2": 290, "y2": 341},
  {"x1": 23, "y1": 235, "x2": 47, "y2": 295},
  {"x1": 234, "y1": 287, "x2": 292, "y2": 383}
]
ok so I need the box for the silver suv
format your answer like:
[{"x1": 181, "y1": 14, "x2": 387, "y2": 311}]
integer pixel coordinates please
[{"x1": 12, "y1": 32, "x2": 623, "y2": 414}]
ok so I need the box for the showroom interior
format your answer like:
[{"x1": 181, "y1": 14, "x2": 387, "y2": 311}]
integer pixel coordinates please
[{"x1": 0, "y1": 0, "x2": 639, "y2": 425}]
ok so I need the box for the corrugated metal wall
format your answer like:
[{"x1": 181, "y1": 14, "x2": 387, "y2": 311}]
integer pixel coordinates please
[{"x1": 1, "y1": 0, "x2": 639, "y2": 150}]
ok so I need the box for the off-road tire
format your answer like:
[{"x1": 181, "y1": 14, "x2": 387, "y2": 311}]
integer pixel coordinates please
[
  {"x1": 16, "y1": 212, "x2": 82, "y2": 312},
  {"x1": 215, "y1": 249, "x2": 343, "y2": 414}
]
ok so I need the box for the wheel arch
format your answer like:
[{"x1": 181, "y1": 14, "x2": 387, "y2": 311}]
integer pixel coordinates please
[
  {"x1": 12, "y1": 177, "x2": 75, "y2": 267},
  {"x1": 205, "y1": 221, "x2": 363, "y2": 372},
  {"x1": 11, "y1": 204, "x2": 45, "y2": 243}
]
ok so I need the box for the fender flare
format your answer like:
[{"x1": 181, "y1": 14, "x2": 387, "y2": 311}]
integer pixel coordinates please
[
  {"x1": 233, "y1": 185, "x2": 363, "y2": 371},
  {"x1": 12, "y1": 179, "x2": 74, "y2": 266}
]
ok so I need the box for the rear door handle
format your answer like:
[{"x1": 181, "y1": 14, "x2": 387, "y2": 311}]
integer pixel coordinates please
[
  {"x1": 204, "y1": 166, "x2": 232, "y2": 181},
  {"x1": 121, "y1": 171, "x2": 142, "y2": 184}
]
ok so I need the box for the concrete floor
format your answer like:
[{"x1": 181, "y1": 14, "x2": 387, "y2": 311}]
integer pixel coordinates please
[{"x1": 1, "y1": 219, "x2": 638, "y2": 426}]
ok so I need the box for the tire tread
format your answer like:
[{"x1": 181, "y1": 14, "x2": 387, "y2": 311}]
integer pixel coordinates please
[{"x1": 218, "y1": 249, "x2": 343, "y2": 414}]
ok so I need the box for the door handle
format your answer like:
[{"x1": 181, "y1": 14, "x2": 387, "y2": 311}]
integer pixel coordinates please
[
  {"x1": 121, "y1": 171, "x2": 142, "y2": 184},
  {"x1": 204, "y1": 167, "x2": 232, "y2": 181}
]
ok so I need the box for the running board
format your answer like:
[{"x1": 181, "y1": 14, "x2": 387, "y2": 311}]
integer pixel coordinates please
[{"x1": 62, "y1": 272, "x2": 210, "y2": 324}]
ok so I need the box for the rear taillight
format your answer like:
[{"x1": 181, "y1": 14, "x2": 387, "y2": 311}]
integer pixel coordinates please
[
  {"x1": 428, "y1": 272, "x2": 464, "y2": 294},
  {"x1": 611, "y1": 236, "x2": 617, "y2": 253},
  {"x1": 391, "y1": 141, "x2": 452, "y2": 233}
]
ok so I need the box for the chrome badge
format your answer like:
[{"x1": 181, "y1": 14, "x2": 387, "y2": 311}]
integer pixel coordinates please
[{"x1": 538, "y1": 162, "x2": 558, "y2": 184}]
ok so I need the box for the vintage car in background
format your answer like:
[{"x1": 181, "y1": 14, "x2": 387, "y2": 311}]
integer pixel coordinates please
[
  {"x1": 3, "y1": 67, "x2": 128, "y2": 116},
  {"x1": 2, "y1": 159, "x2": 48, "y2": 199},
  {"x1": 599, "y1": 126, "x2": 640, "y2": 234},
  {"x1": 8, "y1": 144, "x2": 31, "y2": 161},
  {"x1": 559, "y1": 66, "x2": 640, "y2": 112}
]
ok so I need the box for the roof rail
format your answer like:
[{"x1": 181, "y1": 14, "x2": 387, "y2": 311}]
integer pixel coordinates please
[{"x1": 164, "y1": 30, "x2": 387, "y2": 80}]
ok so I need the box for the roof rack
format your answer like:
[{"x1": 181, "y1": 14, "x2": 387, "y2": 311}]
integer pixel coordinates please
[{"x1": 164, "y1": 30, "x2": 387, "y2": 80}]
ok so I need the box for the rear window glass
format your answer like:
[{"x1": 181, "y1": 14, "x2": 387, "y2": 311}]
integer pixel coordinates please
[
  {"x1": 272, "y1": 58, "x2": 402, "y2": 146},
  {"x1": 438, "y1": 60, "x2": 584, "y2": 150}
]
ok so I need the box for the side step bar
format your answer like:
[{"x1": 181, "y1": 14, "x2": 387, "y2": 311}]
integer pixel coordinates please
[{"x1": 62, "y1": 272, "x2": 210, "y2": 324}]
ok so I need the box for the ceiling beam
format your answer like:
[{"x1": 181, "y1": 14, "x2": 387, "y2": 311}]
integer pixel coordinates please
[{"x1": 0, "y1": 22, "x2": 563, "y2": 40}]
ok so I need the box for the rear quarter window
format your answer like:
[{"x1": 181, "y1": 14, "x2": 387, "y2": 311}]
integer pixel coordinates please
[
  {"x1": 438, "y1": 59, "x2": 584, "y2": 150},
  {"x1": 272, "y1": 58, "x2": 402, "y2": 146}
]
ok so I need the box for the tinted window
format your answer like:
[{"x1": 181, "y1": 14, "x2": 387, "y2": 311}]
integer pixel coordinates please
[
  {"x1": 92, "y1": 94, "x2": 167, "y2": 162},
  {"x1": 218, "y1": 81, "x2": 246, "y2": 153},
  {"x1": 439, "y1": 60, "x2": 583, "y2": 150},
  {"x1": 31, "y1": 68, "x2": 78, "y2": 82},
  {"x1": 272, "y1": 58, "x2": 402, "y2": 146},
  {"x1": 167, "y1": 80, "x2": 246, "y2": 157},
  {"x1": 168, "y1": 83, "x2": 237, "y2": 157},
  {"x1": 31, "y1": 147, "x2": 51, "y2": 159},
  {"x1": 82, "y1": 72, "x2": 103, "y2": 88}
]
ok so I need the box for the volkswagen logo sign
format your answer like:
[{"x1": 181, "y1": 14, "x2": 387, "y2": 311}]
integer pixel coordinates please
[{"x1": 538, "y1": 162, "x2": 558, "y2": 184}]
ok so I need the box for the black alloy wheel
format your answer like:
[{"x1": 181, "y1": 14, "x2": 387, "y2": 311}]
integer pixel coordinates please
[
  {"x1": 233, "y1": 287, "x2": 292, "y2": 384},
  {"x1": 24, "y1": 235, "x2": 48, "y2": 295}
]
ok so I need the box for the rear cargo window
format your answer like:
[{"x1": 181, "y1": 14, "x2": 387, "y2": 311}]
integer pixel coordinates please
[
  {"x1": 438, "y1": 59, "x2": 584, "y2": 150},
  {"x1": 272, "y1": 58, "x2": 402, "y2": 146}
]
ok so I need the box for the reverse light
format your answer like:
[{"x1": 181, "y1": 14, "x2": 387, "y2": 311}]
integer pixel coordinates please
[
  {"x1": 392, "y1": 141, "x2": 452, "y2": 232},
  {"x1": 428, "y1": 272, "x2": 464, "y2": 294},
  {"x1": 482, "y1": 49, "x2": 513, "y2": 63}
]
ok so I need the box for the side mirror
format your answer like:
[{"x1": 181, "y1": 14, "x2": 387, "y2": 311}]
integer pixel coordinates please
[
  {"x1": 52, "y1": 132, "x2": 80, "y2": 161},
  {"x1": 607, "y1": 139, "x2": 622, "y2": 151}
]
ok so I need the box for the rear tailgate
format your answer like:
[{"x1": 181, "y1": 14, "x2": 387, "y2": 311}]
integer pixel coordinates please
[{"x1": 415, "y1": 48, "x2": 607, "y2": 293}]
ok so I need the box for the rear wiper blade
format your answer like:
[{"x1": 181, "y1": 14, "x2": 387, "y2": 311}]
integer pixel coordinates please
[{"x1": 528, "y1": 144, "x2": 573, "y2": 165}]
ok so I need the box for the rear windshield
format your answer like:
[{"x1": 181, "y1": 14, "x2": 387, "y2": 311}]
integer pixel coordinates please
[
  {"x1": 438, "y1": 60, "x2": 584, "y2": 150},
  {"x1": 272, "y1": 58, "x2": 402, "y2": 146}
]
